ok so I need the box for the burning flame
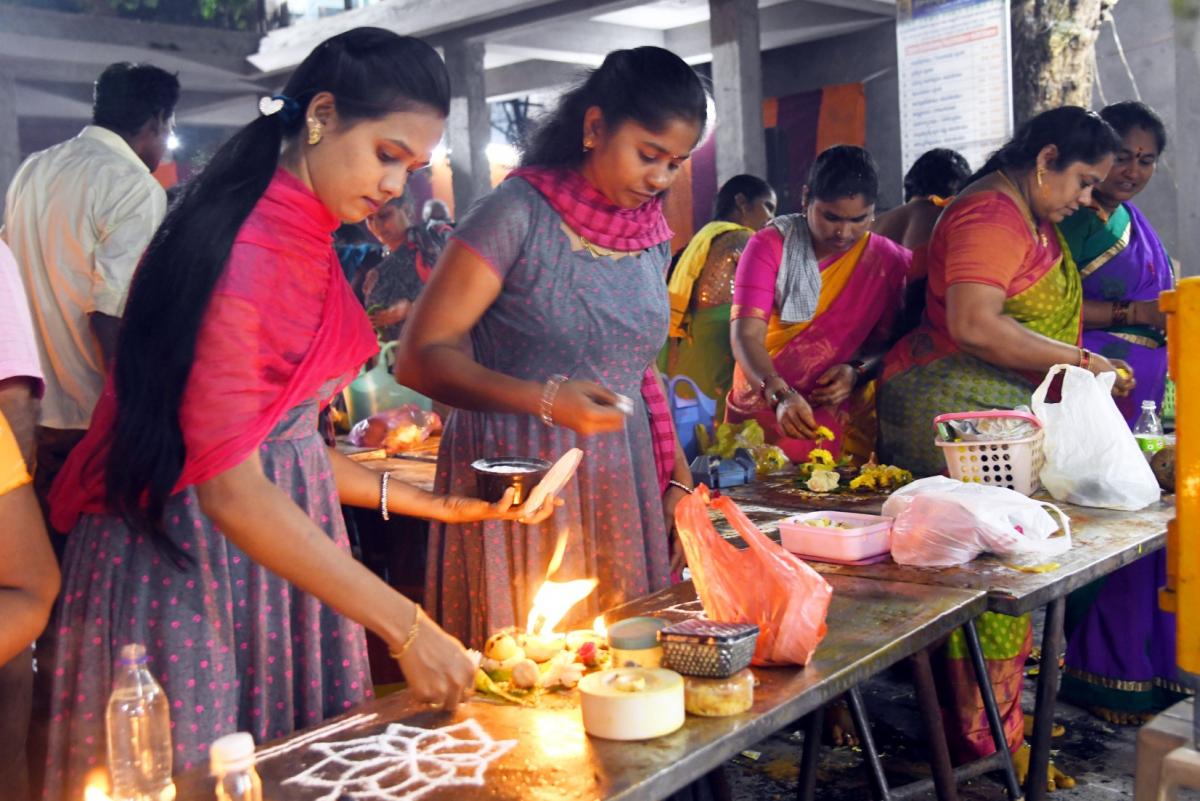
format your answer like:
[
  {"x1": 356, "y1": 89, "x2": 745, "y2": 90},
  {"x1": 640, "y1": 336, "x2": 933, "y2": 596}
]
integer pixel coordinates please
[
  {"x1": 84, "y1": 776, "x2": 112, "y2": 801},
  {"x1": 524, "y1": 527, "x2": 598, "y2": 638},
  {"x1": 593, "y1": 615, "x2": 608, "y2": 638}
]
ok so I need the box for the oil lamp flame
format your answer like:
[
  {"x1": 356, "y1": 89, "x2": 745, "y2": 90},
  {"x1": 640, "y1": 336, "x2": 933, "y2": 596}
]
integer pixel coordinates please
[
  {"x1": 593, "y1": 615, "x2": 607, "y2": 638},
  {"x1": 525, "y1": 577, "x2": 598, "y2": 638},
  {"x1": 524, "y1": 526, "x2": 598, "y2": 637},
  {"x1": 84, "y1": 782, "x2": 112, "y2": 801}
]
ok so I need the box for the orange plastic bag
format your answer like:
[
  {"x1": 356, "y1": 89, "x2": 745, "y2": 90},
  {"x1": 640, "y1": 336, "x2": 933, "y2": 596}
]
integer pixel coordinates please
[{"x1": 675, "y1": 486, "x2": 832, "y2": 666}]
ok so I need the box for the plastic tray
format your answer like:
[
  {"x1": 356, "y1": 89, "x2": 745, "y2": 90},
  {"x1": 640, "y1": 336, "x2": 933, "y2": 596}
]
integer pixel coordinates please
[{"x1": 778, "y1": 511, "x2": 893, "y2": 562}]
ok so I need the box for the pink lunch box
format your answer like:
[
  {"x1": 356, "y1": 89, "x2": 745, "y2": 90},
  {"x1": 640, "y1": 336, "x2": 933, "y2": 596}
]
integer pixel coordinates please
[{"x1": 778, "y1": 511, "x2": 894, "y2": 562}]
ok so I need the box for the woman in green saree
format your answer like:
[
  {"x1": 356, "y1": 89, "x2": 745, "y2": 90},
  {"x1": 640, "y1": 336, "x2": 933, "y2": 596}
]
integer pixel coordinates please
[
  {"x1": 878, "y1": 107, "x2": 1133, "y2": 785},
  {"x1": 659, "y1": 174, "x2": 775, "y2": 419}
]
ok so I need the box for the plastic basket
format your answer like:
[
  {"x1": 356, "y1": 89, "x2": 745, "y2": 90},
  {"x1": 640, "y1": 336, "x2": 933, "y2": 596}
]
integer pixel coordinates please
[{"x1": 934, "y1": 411, "x2": 1045, "y2": 496}]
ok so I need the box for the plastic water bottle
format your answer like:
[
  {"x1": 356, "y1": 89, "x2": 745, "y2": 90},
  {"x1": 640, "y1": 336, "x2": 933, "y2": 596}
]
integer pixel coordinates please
[
  {"x1": 210, "y1": 733, "x2": 262, "y2": 801},
  {"x1": 106, "y1": 644, "x2": 175, "y2": 801},
  {"x1": 1132, "y1": 400, "x2": 1166, "y2": 459}
]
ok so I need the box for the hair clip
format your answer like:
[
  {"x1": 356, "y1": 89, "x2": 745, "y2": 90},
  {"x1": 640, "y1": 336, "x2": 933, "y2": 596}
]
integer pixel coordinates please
[{"x1": 258, "y1": 94, "x2": 300, "y2": 124}]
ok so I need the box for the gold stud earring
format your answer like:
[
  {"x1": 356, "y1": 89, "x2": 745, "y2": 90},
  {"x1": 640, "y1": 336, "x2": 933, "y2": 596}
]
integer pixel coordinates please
[
  {"x1": 307, "y1": 120, "x2": 323, "y2": 146},
  {"x1": 582, "y1": 138, "x2": 594, "y2": 152}
]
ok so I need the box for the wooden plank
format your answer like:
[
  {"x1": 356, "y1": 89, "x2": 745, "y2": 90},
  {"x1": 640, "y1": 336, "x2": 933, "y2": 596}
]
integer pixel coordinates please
[
  {"x1": 173, "y1": 577, "x2": 985, "y2": 801},
  {"x1": 717, "y1": 476, "x2": 1173, "y2": 617}
]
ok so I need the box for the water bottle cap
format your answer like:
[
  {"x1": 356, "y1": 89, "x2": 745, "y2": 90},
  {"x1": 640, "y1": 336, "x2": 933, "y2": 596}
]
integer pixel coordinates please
[
  {"x1": 117, "y1": 644, "x2": 147, "y2": 665},
  {"x1": 1142, "y1": 400, "x2": 1156, "y2": 410},
  {"x1": 210, "y1": 732, "x2": 256, "y2": 774}
]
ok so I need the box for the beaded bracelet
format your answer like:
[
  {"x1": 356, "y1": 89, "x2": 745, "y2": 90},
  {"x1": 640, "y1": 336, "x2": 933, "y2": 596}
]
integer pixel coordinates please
[
  {"x1": 388, "y1": 604, "x2": 422, "y2": 661},
  {"x1": 380, "y1": 470, "x2": 392, "y2": 521},
  {"x1": 540, "y1": 374, "x2": 568, "y2": 427}
]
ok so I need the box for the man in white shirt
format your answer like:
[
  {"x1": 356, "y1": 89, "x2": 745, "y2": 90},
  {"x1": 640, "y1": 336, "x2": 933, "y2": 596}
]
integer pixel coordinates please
[{"x1": 2, "y1": 62, "x2": 179, "y2": 533}]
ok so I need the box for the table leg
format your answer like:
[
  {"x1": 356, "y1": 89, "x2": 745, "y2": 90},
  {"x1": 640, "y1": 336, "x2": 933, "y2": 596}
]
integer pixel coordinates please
[
  {"x1": 1026, "y1": 598, "x2": 1066, "y2": 801},
  {"x1": 962, "y1": 619, "x2": 1023, "y2": 801},
  {"x1": 910, "y1": 648, "x2": 960, "y2": 801},
  {"x1": 796, "y1": 706, "x2": 825, "y2": 801},
  {"x1": 846, "y1": 686, "x2": 893, "y2": 801}
]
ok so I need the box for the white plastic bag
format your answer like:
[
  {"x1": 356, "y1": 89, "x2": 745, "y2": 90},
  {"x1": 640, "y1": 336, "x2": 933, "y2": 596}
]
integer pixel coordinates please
[
  {"x1": 882, "y1": 476, "x2": 1072, "y2": 567},
  {"x1": 1031, "y1": 364, "x2": 1160, "y2": 511}
]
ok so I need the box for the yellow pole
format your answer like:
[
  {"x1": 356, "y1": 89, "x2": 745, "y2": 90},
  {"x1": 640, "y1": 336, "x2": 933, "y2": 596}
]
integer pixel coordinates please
[{"x1": 1159, "y1": 278, "x2": 1199, "y2": 738}]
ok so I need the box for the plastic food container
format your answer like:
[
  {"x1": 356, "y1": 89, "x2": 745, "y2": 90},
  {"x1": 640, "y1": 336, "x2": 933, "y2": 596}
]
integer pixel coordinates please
[
  {"x1": 658, "y1": 619, "x2": 758, "y2": 678},
  {"x1": 607, "y1": 617, "x2": 667, "y2": 669},
  {"x1": 683, "y1": 668, "x2": 755, "y2": 717},
  {"x1": 470, "y1": 457, "x2": 552, "y2": 505},
  {"x1": 934, "y1": 411, "x2": 1045, "y2": 496},
  {"x1": 579, "y1": 668, "x2": 685, "y2": 740},
  {"x1": 778, "y1": 511, "x2": 893, "y2": 562}
]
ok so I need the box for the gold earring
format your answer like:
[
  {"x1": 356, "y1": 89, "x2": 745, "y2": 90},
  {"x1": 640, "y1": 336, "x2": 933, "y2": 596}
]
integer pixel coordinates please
[
  {"x1": 1036, "y1": 166, "x2": 1045, "y2": 187},
  {"x1": 582, "y1": 138, "x2": 594, "y2": 152},
  {"x1": 307, "y1": 120, "x2": 323, "y2": 146}
]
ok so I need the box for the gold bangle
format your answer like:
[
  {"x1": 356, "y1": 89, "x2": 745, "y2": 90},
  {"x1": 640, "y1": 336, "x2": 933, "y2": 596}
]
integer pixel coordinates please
[{"x1": 388, "y1": 604, "x2": 422, "y2": 661}]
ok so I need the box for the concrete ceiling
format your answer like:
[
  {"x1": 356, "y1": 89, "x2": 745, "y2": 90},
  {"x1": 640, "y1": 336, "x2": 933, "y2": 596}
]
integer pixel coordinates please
[
  {"x1": 9, "y1": 0, "x2": 895, "y2": 131},
  {"x1": 253, "y1": 0, "x2": 896, "y2": 100}
]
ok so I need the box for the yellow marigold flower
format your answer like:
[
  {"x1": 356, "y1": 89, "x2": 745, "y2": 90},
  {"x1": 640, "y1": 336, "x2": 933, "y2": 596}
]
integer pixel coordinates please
[
  {"x1": 809, "y1": 448, "x2": 835, "y2": 467},
  {"x1": 813, "y1": 425, "x2": 835, "y2": 442}
]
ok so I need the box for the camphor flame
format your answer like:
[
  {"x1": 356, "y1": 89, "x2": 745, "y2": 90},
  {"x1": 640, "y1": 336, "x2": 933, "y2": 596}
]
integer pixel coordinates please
[
  {"x1": 84, "y1": 781, "x2": 112, "y2": 801},
  {"x1": 524, "y1": 527, "x2": 598, "y2": 638}
]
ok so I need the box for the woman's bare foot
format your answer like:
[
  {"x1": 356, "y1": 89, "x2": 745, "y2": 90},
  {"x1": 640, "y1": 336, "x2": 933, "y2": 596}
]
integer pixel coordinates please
[
  {"x1": 1088, "y1": 705, "x2": 1154, "y2": 726},
  {"x1": 824, "y1": 698, "x2": 860, "y2": 747},
  {"x1": 1024, "y1": 713, "x2": 1066, "y2": 738},
  {"x1": 1013, "y1": 742, "x2": 1077, "y2": 791}
]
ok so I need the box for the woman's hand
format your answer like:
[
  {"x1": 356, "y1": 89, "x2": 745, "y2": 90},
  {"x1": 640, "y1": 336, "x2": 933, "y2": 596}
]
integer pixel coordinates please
[
  {"x1": 1089, "y1": 353, "x2": 1136, "y2": 397},
  {"x1": 441, "y1": 487, "x2": 562, "y2": 525},
  {"x1": 369, "y1": 299, "x2": 412, "y2": 329},
  {"x1": 662, "y1": 484, "x2": 689, "y2": 574},
  {"x1": 394, "y1": 606, "x2": 477, "y2": 711},
  {"x1": 550, "y1": 380, "x2": 627, "y2": 436},
  {"x1": 776, "y1": 391, "x2": 820, "y2": 440},
  {"x1": 1131, "y1": 300, "x2": 1166, "y2": 331},
  {"x1": 809, "y1": 364, "x2": 856, "y2": 407}
]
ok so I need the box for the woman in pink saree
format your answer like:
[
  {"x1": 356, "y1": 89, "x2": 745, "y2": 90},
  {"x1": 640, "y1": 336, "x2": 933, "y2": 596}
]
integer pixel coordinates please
[{"x1": 728, "y1": 145, "x2": 910, "y2": 463}]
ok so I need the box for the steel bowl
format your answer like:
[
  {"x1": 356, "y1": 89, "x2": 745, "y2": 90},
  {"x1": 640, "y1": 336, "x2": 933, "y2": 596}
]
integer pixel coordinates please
[{"x1": 470, "y1": 457, "x2": 553, "y2": 505}]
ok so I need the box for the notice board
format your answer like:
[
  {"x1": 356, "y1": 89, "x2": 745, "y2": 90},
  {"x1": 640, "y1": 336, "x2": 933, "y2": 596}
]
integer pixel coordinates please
[{"x1": 896, "y1": 0, "x2": 1013, "y2": 176}]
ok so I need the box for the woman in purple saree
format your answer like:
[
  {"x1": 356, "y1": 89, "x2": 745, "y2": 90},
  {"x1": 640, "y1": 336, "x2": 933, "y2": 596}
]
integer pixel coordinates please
[{"x1": 1058, "y1": 101, "x2": 1188, "y2": 724}]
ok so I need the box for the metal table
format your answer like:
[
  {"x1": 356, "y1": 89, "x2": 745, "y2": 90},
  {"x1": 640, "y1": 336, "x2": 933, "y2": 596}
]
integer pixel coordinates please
[
  {"x1": 720, "y1": 476, "x2": 1174, "y2": 801},
  {"x1": 172, "y1": 575, "x2": 986, "y2": 801}
]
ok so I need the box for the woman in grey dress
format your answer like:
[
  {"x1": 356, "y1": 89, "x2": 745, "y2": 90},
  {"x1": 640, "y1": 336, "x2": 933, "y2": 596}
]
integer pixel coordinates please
[
  {"x1": 398, "y1": 46, "x2": 709, "y2": 648},
  {"x1": 40, "y1": 30, "x2": 555, "y2": 800}
]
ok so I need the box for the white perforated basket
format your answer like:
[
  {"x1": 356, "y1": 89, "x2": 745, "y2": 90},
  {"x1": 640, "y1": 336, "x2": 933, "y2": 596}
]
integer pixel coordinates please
[{"x1": 934, "y1": 411, "x2": 1045, "y2": 496}]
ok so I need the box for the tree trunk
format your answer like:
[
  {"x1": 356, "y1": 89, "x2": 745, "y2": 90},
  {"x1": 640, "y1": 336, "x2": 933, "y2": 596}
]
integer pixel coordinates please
[{"x1": 1010, "y1": 0, "x2": 1118, "y2": 123}]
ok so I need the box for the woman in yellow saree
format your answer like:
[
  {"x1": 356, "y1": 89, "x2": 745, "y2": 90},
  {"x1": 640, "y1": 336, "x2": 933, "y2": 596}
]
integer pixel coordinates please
[
  {"x1": 659, "y1": 175, "x2": 776, "y2": 419},
  {"x1": 728, "y1": 146, "x2": 910, "y2": 464},
  {"x1": 878, "y1": 107, "x2": 1132, "y2": 780}
]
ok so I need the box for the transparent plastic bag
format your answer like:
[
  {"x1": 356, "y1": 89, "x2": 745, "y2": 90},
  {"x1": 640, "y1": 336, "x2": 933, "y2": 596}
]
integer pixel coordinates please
[
  {"x1": 674, "y1": 487, "x2": 832, "y2": 666},
  {"x1": 881, "y1": 476, "x2": 1072, "y2": 567},
  {"x1": 1031, "y1": 365, "x2": 1160, "y2": 511},
  {"x1": 348, "y1": 404, "x2": 442, "y2": 455}
]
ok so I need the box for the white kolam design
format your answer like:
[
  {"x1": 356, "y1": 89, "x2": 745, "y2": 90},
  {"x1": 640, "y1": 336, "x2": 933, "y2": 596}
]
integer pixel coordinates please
[{"x1": 282, "y1": 718, "x2": 517, "y2": 801}]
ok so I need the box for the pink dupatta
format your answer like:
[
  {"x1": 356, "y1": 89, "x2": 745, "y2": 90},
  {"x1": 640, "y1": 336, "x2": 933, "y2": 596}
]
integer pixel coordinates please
[{"x1": 51, "y1": 171, "x2": 378, "y2": 531}]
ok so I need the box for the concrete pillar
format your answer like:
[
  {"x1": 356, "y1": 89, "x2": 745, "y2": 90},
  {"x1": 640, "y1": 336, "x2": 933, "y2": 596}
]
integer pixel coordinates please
[
  {"x1": 709, "y1": 0, "x2": 767, "y2": 185},
  {"x1": 0, "y1": 71, "x2": 21, "y2": 221},
  {"x1": 444, "y1": 39, "x2": 491, "y2": 217}
]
